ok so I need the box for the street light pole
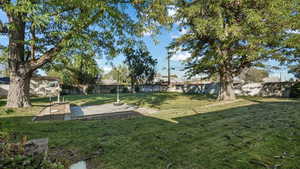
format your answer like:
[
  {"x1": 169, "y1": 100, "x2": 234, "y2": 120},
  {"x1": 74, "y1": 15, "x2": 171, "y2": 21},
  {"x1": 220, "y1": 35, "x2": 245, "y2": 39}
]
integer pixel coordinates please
[
  {"x1": 168, "y1": 55, "x2": 171, "y2": 86},
  {"x1": 117, "y1": 69, "x2": 120, "y2": 103}
]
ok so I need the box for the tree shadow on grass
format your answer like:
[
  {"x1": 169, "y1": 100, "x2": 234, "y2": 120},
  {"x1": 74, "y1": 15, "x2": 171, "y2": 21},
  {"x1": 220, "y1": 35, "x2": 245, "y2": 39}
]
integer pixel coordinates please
[
  {"x1": 184, "y1": 93, "x2": 216, "y2": 101},
  {"x1": 119, "y1": 92, "x2": 179, "y2": 109},
  {"x1": 0, "y1": 99, "x2": 300, "y2": 169},
  {"x1": 62, "y1": 94, "x2": 116, "y2": 106},
  {"x1": 72, "y1": 92, "x2": 180, "y2": 108}
]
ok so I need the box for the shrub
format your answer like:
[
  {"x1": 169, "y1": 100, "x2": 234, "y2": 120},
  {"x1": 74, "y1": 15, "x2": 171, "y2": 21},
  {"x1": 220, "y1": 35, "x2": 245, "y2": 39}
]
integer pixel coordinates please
[
  {"x1": 290, "y1": 82, "x2": 300, "y2": 98},
  {"x1": 0, "y1": 132, "x2": 64, "y2": 169},
  {"x1": 122, "y1": 87, "x2": 129, "y2": 93},
  {"x1": 135, "y1": 86, "x2": 140, "y2": 93},
  {"x1": 86, "y1": 85, "x2": 95, "y2": 94},
  {"x1": 110, "y1": 88, "x2": 117, "y2": 93}
]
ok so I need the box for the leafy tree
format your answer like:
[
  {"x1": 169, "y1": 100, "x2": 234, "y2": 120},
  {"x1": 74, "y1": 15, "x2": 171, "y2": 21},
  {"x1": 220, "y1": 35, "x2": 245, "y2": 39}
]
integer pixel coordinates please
[
  {"x1": 0, "y1": 0, "x2": 172, "y2": 107},
  {"x1": 103, "y1": 65, "x2": 130, "y2": 85},
  {"x1": 47, "y1": 50, "x2": 101, "y2": 95},
  {"x1": 239, "y1": 67, "x2": 269, "y2": 83},
  {"x1": 124, "y1": 46, "x2": 157, "y2": 92},
  {"x1": 169, "y1": 0, "x2": 299, "y2": 100}
]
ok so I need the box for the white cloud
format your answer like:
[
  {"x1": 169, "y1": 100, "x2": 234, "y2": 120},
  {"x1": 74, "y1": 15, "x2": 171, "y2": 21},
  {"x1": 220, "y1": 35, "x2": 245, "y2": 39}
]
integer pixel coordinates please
[
  {"x1": 102, "y1": 66, "x2": 112, "y2": 73},
  {"x1": 143, "y1": 30, "x2": 153, "y2": 37},
  {"x1": 170, "y1": 51, "x2": 191, "y2": 61},
  {"x1": 171, "y1": 34, "x2": 179, "y2": 39},
  {"x1": 168, "y1": 7, "x2": 177, "y2": 17},
  {"x1": 287, "y1": 29, "x2": 300, "y2": 34}
]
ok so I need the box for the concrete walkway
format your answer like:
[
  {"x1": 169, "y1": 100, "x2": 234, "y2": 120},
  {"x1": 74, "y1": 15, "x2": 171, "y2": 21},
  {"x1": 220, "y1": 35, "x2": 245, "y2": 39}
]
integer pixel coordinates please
[{"x1": 66, "y1": 103, "x2": 157, "y2": 120}]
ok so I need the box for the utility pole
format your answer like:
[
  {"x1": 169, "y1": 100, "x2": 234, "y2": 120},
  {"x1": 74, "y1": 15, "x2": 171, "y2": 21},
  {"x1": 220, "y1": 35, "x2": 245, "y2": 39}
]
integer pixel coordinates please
[
  {"x1": 168, "y1": 56, "x2": 171, "y2": 86},
  {"x1": 117, "y1": 69, "x2": 120, "y2": 103}
]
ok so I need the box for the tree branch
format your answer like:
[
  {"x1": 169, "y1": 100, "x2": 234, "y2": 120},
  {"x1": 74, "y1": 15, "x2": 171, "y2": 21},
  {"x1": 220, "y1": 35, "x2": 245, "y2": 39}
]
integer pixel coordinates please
[
  {"x1": 29, "y1": 9, "x2": 104, "y2": 71},
  {"x1": 0, "y1": 0, "x2": 9, "y2": 7}
]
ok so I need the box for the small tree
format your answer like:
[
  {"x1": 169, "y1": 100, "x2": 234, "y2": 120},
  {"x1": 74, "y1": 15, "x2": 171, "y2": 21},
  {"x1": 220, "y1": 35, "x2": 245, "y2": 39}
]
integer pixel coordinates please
[
  {"x1": 103, "y1": 65, "x2": 130, "y2": 85},
  {"x1": 169, "y1": 0, "x2": 298, "y2": 100},
  {"x1": 124, "y1": 46, "x2": 157, "y2": 92},
  {"x1": 47, "y1": 51, "x2": 101, "y2": 95}
]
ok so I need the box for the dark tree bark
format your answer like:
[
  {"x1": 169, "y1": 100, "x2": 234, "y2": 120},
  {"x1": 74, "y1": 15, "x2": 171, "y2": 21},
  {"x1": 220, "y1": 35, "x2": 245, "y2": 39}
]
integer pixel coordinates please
[
  {"x1": 79, "y1": 84, "x2": 89, "y2": 95},
  {"x1": 131, "y1": 76, "x2": 136, "y2": 93},
  {"x1": 6, "y1": 13, "x2": 33, "y2": 108},
  {"x1": 6, "y1": 72, "x2": 32, "y2": 107},
  {"x1": 218, "y1": 70, "x2": 236, "y2": 101}
]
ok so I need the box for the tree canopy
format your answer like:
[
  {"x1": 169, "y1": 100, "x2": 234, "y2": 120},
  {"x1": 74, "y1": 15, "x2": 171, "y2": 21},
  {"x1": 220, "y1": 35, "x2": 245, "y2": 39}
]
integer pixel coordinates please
[
  {"x1": 169, "y1": 0, "x2": 299, "y2": 100},
  {"x1": 0, "y1": 0, "x2": 172, "y2": 107},
  {"x1": 124, "y1": 45, "x2": 157, "y2": 91},
  {"x1": 47, "y1": 51, "x2": 101, "y2": 93},
  {"x1": 103, "y1": 64, "x2": 130, "y2": 84}
]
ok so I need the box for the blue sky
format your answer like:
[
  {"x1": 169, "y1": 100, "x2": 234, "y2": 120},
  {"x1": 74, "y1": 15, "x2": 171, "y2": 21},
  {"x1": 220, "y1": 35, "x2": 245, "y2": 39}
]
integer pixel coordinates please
[
  {"x1": 98, "y1": 27, "x2": 189, "y2": 78},
  {"x1": 0, "y1": 7, "x2": 294, "y2": 81}
]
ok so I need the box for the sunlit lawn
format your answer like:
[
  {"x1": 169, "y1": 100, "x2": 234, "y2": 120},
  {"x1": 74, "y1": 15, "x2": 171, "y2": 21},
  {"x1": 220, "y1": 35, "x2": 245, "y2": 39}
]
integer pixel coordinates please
[{"x1": 1, "y1": 93, "x2": 300, "y2": 168}]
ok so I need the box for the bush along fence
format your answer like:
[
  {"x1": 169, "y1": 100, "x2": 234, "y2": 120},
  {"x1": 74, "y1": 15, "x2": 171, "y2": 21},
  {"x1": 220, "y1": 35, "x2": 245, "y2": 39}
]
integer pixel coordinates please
[
  {"x1": 0, "y1": 82, "x2": 297, "y2": 98},
  {"x1": 61, "y1": 82, "x2": 296, "y2": 98}
]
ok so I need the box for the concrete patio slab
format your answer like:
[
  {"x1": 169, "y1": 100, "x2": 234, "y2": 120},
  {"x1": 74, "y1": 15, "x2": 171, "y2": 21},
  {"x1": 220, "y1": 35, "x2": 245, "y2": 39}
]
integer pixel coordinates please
[{"x1": 68, "y1": 103, "x2": 157, "y2": 120}]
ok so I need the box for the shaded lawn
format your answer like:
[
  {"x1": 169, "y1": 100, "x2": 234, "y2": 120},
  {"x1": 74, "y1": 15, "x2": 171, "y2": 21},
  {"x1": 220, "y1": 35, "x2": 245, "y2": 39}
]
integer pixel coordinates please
[
  {"x1": 0, "y1": 92, "x2": 214, "y2": 117},
  {"x1": 0, "y1": 93, "x2": 300, "y2": 169}
]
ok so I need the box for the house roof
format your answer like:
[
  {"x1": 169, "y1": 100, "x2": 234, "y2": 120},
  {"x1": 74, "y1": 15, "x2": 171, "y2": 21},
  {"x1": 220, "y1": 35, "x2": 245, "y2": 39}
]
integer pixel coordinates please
[{"x1": 100, "y1": 79, "x2": 119, "y2": 85}]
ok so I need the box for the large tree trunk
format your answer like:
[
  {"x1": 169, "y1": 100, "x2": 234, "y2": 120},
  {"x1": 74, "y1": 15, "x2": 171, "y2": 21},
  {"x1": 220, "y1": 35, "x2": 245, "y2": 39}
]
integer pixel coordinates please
[
  {"x1": 6, "y1": 72, "x2": 32, "y2": 108},
  {"x1": 80, "y1": 84, "x2": 89, "y2": 95},
  {"x1": 131, "y1": 77, "x2": 136, "y2": 93},
  {"x1": 6, "y1": 12, "x2": 33, "y2": 108},
  {"x1": 218, "y1": 71, "x2": 236, "y2": 101}
]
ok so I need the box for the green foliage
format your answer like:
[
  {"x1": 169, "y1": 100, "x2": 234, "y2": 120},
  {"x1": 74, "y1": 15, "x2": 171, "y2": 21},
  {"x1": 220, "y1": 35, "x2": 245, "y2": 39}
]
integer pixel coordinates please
[
  {"x1": 240, "y1": 67, "x2": 269, "y2": 83},
  {"x1": 124, "y1": 45, "x2": 157, "y2": 85},
  {"x1": 0, "y1": 0, "x2": 172, "y2": 67},
  {"x1": 46, "y1": 49, "x2": 101, "y2": 86},
  {"x1": 1, "y1": 0, "x2": 173, "y2": 107},
  {"x1": 0, "y1": 132, "x2": 64, "y2": 169},
  {"x1": 169, "y1": 0, "x2": 299, "y2": 80},
  {"x1": 122, "y1": 87, "x2": 130, "y2": 93},
  {"x1": 103, "y1": 65, "x2": 130, "y2": 84},
  {"x1": 290, "y1": 82, "x2": 300, "y2": 98},
  {"x1": 0, "y1": 108, "x2": 14, "y2": 115},
  {"x1": 110, "y1": 88, "x2": 117, "y2": 94}
]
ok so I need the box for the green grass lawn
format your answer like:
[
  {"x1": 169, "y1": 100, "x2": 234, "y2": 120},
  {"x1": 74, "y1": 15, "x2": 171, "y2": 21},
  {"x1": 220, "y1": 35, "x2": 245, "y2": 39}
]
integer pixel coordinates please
[{"x1": 1, "y1": 93, "x2": 300, "y2": 169}]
